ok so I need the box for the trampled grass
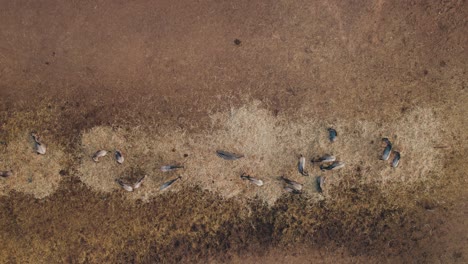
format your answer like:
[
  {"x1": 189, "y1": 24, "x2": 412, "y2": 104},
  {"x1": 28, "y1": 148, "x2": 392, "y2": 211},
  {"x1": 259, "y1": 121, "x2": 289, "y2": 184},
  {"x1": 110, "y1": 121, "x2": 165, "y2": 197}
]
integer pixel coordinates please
[
  {"x1": 74, "y1": 101, "x2": 445, "y2": 206},
  {"x1": 0, "y1": 100, "x2": 462, "y2": 263}
]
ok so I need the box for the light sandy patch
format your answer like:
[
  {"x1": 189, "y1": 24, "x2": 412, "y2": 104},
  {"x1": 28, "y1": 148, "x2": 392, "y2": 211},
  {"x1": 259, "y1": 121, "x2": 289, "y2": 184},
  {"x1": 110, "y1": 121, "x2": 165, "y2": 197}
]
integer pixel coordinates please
[
  {"x1": 77, "y1": 101, "x2": 444, "y2": 204},
  {"x1": 319, "y1": 107, "x2": 443, "y2": 187},
  {"x1": 318, "y1": 107, "x2": 444, "y2": 198},
  {"x1": 0, "y1": 132, "x2": 66, "y2": 198},
  {"x1": 78, "y1": 126, "x2": 191, "y2": 201}
]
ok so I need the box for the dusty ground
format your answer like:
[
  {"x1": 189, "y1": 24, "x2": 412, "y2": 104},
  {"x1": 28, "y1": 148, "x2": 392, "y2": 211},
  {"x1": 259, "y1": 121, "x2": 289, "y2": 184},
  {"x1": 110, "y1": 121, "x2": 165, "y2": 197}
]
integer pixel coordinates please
[{"x1": 0, "y1": 0, "x2": 467, "y2": 263}]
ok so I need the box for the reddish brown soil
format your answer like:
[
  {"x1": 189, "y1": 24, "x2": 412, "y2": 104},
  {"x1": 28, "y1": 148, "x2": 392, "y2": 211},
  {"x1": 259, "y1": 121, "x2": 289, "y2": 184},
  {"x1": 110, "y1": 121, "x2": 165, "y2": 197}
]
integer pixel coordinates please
[{"x1": 0, "y1": 0, "x2": 466, "y2": 263}]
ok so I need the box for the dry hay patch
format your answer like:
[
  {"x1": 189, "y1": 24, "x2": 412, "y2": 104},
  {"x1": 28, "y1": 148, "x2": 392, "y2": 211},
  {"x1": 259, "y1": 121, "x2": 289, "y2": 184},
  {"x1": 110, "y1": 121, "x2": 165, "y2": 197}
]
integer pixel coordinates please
[
  {"x1": 325, "y1": 108, "x2": 442, "y2": 182},
  {"x1": 191, "y1": 103, "x2": 445, "y2": 204},
  {"x1": 77, "y1": 103, "x2": 301, "y2": 204},
  {"x1": 78, "y1": 126, "x2": 190, "y2": 201},
  {"x1": 0, "y1": 132, "x2": 66, "y2": 198},
  {"x1": 76, "y1": 102, "x2": 445, "y2": 205},
  {"x1": 182, "y1": 101, "x2": 342, "y2": 204},
  {"x1": 316, "y1": 107, "x2": 444, "y2": 199}
]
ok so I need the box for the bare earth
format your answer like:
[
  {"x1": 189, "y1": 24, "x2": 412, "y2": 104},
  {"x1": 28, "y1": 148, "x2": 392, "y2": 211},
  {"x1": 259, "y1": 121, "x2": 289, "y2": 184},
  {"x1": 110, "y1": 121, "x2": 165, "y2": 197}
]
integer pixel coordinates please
[{"x1": 0, "y1": 0, "x2": 467, "y2": 263}]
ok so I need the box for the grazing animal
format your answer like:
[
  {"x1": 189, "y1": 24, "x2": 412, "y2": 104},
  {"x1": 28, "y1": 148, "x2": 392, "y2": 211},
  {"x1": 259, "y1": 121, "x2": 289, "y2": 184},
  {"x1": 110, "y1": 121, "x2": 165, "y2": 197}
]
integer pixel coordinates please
[
  {"x1": 298, "y1": 155, "x2": 309, "y2": 176},
  {"x1": 320, "y1": 161, "x2": 345, "y2": 171},
  {"x1": 280, "y1": 176, "x2": 303, "y2": 191},
  {"x1": 31, "y1": 133, "x2": 46, "y2": 155},
  {"x1": 392, "y1": 151, "x2": 400, "y2": 168},
  {"x1": 328, "y1": 128, "x2": 337, "y2": 142},
  {"x1": 216, "y1": 150, "x2": 244, "y2": 160},
  {"x1": 160, "y1": 165, "x2": 184, "y2": 172},
  {"x1": 311, "y1": 154, "x2": 336, "y2": 163},
  {"x1": 160, "y1": 176, "x2": 182, "y2": 191},
  {"x1": 316, "y1": 176, "x2": 325, "y2": 193},
  {"x1": 92, "y1": 150, "x2": 108, "y2": 162},
  {"x1": 382, "y1": 138, "x2": 391, "y2": 145},
  {"x1": 116, "y1": 179, "x2": 133, "y2": 192},
  {"x1": 0, "y1": 171, "x2": 13, "y2": 178},
  {"x1": 284, "y1": 186, "x2": 302, "y2": 194},
  {"x1": 115, "y1": 150, "x2": 124, "y2": 164},
  {"x1": 381, "y1": 138, "x2": 392, "y2": 161},
  {"x1": 133, "y1": 175, "x2": 146, "y2": 189},
  {"x1": 117, "y1": 175, "x2": 147, "y2": 192},
  {"x1": 240, "y1": 173, "x2": 264, "y2": 186}
]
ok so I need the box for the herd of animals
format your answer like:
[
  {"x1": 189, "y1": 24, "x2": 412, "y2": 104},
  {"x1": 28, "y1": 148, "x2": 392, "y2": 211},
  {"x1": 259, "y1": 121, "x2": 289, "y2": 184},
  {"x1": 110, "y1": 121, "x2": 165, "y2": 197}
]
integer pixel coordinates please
[{"x1": 0, "y1": 129, "x2": 401, "y2": 194}]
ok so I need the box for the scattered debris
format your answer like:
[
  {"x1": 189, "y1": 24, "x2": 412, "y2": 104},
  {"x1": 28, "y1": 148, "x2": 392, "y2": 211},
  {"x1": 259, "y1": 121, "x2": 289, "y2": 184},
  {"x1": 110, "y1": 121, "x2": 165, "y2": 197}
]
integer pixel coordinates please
[{"x1": 433, "y1": 145, "x2": 450, "y2": 149}]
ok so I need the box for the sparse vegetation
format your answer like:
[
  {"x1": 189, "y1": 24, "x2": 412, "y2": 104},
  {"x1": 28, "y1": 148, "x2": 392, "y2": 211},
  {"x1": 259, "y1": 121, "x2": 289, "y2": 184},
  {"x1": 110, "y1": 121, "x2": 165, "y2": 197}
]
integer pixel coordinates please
[{"x1": 0, "y1": 99, "x2": 464, "y2": 263}]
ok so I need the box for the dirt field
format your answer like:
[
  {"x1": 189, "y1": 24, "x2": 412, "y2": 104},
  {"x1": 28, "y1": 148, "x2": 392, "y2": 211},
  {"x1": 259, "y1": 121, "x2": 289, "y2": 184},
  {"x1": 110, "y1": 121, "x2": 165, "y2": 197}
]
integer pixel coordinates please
[{"x1": 0, "y1": 0, "x2": 467, "y2": 263}]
